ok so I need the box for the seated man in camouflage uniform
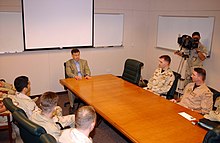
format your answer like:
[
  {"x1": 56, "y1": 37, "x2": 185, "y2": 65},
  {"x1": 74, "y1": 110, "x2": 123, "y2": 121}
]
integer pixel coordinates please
[
  {"x1": 144, "y1": 55, "x2": 174, "y2": 95},
  {"x1": 176, "y1": 68, "x2": 213, "y2": 114},
  {"x1": 0, "y1": 79, "x2": 15, "y2": 96}
]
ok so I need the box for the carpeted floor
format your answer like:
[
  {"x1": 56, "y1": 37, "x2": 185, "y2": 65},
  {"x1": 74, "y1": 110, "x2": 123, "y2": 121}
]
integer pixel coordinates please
[{"x1": 0, "y1": 92, "x2": 131, "y2": 143}]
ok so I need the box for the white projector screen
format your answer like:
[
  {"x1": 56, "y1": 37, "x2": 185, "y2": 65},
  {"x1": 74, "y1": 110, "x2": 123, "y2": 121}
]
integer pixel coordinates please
[{"x1": 22, "y1": 0, "x2": 93, "y2": 50}]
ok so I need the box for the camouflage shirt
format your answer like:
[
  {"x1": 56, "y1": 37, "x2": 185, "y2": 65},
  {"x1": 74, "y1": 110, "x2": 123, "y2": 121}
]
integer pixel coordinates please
[{"x1": 147, "y1": 68, "x2": 174, "y2": 95}]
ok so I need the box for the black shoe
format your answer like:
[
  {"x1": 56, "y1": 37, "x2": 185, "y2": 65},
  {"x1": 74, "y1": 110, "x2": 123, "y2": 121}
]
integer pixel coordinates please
[{"x1": 69, "y1": 106, "x2": 75, "y2": 114}]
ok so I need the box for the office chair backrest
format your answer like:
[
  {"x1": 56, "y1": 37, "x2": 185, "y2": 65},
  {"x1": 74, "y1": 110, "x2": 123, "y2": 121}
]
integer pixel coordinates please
[
  {"x1": 64, "y1": 62, "x2": 69, "y2": 79},
  {"x1": 203, "y1": 125, "x2": 220, "y2": 143},
  {"x1": 12, "y1": 111, "x2": 46, "y2": 143},
  {"x1": 208, "y1": 87, "x2": 220, "y2": 110},
  {"x1": 122, "y1": 59, "x2": 144, "y2": 85},
  {"x1": 64, "y1": 62, "x2": 69, "y2": 91},
  {"x1": 3, "y1": 97, "x2": 27, "y2": 117},
  {"x1": 166, "y1": 71, "x2": 181, "y2": 99},
  {"x1": 40, "y1": 133, "x2": 57, "y2": 143}
]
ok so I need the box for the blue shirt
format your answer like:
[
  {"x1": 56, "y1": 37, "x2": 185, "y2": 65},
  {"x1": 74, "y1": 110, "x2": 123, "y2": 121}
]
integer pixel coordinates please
[{"x1": 74, "y1": 60, "x2": 82, "y2": 77}]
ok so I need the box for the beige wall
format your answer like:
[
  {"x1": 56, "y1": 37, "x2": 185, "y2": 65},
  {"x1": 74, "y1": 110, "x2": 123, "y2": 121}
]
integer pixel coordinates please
[
  {"x1": 0, "y1": 0, "x2": 21, "y2": 12},
  {"x1": 0, "y1": 0, "x2": 220, "y2": 95},
  {"x1": 145, "y1": 0, "x2": 220, "y2": 89}
]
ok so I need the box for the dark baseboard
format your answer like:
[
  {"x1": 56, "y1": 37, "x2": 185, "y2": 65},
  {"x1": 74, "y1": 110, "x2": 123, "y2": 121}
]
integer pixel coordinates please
[
  {"x1": 30, "y1": 90, "x2": 67, "y2": 99},
  {"x1": 56, "y1": 90, "x2": 68, "y2": 95}
]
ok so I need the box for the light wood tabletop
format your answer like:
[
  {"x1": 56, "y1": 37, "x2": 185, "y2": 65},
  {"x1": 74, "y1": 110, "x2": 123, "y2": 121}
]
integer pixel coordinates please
[{"x1": 60, "y1": 74, "x2": 207, "y2": 143}]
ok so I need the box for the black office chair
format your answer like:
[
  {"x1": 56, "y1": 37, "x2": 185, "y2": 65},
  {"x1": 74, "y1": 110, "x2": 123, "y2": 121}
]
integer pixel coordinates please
[
  {"x1": 122, "y1": 59, "x2": 144, "y2": 85},
  {"x1": 208, "y1": 87, "x2": 220, "y2": 110},
  {"x1": 12, "y1": 111, "x2": 47, "y2": 143},
  {"x1": 161, "y1": 71, "x2": 181, "y2": 99},
  {"x1": 3, "y1": 97, "x2": 27, "y2": 117},
  {"x1": 203, "y1": 125, "x2": 220, "y2": 143},
  {"x1": 40, "y1": 133, "x2": 57, "y2": 143},
  {"x1": 63, "y1": 62, "x2": 69, "y2": 90}
]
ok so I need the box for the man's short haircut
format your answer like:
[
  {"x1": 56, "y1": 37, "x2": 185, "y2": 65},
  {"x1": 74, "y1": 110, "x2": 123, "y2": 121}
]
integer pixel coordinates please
[
  {"x1": 40, "y1": 91, "x2": 58, "y2": 113},
  {"x1": 159, "y1": 55, "x2": 171, "y2": 64},
  {"x1": 194, "y1": 67, "x2": 206, "y2": 81},
  {"x1": 192, "y1": 32, "x2": 200, "y2": 37},
  {"x1": 14, "y1": 76, "x2": 29, "y2": 92},
  {"x1": 75, "y1": 106, "x2": 96, "y2": 130},
  {"x1": 0, "y1": 79, "x2": 6, "y2": 82},
  {"x1": 71, "y1": 48, "x2": 80, "y2": 55}
]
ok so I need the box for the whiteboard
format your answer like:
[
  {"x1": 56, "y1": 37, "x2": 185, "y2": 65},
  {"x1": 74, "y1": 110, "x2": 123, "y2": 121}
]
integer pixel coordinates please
[
  {"x1": 0, "y1": 12, "x2": 24, "y2": 53},
  {"x1": 94, "y1": 13, "x2": 124, "y2": 47},
  {"x1": 156, "y1": 16, "x2": 214, "y2": 56}
]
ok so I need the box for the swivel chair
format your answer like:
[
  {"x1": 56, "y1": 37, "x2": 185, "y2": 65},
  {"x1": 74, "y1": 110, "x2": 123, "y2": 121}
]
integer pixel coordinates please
[
  {"x1": 208, "y1": 87, "x2": 220, "y2": 110},
  {"x1": 12, "y1": 111, "x2": 46, "y2": 143},
  {"x1": 122, "y1": 59, "x2": 144, "y2": 85},
  {"x1": 3, "y1": 97, "x2": 27, "y2": 117},
  {"x1": 203, "y1": 125, "x2": 220, "y2": 143}
]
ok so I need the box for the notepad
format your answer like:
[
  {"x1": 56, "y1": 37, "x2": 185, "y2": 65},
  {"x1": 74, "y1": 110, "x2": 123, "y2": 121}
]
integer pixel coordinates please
[{"x1": 178, "y1": 112, "x2": 196, "y2": 121}]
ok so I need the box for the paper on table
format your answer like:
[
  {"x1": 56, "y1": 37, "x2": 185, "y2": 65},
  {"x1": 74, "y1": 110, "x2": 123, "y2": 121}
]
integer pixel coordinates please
[{"x1": 178, "y1": 112, "x2": 196, "y2": 121}]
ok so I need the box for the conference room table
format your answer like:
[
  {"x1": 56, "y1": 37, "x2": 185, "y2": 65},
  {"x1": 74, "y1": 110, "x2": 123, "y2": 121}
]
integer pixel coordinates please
[{"x1": 60, "y1": 74, "x2": 207, "y2": 143}]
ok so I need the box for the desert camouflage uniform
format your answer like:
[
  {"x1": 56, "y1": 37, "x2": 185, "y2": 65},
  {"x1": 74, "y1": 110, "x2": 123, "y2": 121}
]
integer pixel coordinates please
[
  {"x1": 146, "y1": 68, "x2": 174, "y2": 95},
  {"x1": 0, "y1": 81, "x2": 16, "y2": 96}
]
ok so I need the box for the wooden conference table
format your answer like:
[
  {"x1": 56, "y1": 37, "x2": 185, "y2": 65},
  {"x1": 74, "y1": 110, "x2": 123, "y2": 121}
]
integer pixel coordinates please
[{"x1": 60, "y1": 74, "x2": 206, "y2": 143}]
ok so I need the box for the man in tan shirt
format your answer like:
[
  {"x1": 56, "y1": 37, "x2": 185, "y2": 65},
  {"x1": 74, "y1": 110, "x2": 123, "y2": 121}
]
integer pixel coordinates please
[
  {"x1": 30, "y1": 91, "x2": 75, "y2": 141},
  {"x1": 144, "y1": 55, "x2": 174, "y2": 95},
  {"x1": 178, "y1": 68, "x2": 213, "y2": 114}
]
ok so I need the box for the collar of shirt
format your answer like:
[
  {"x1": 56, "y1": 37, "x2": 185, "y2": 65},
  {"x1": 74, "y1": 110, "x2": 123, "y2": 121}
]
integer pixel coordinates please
[
  {"x1": 73, "y1": 59, "x2": 80, "y2": 64},
  {"x1": 193, "y1": 83, "x2": 201, "y2": 91},
  {"x1": 70, "y1": 128, "x2": 92, "y2": 143},
  {"x1": 159, "y1": 67, "x2": 170, "y2": 73},
  {"x1": 16, "y1": 92, "x2": 31, "y2": 100}
]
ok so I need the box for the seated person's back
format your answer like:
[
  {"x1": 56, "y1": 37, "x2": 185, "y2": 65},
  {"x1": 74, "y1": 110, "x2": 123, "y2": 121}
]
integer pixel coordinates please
[
  {"x1": 59, "y1": 106, "x2": 96, "y2": 143},
  {"x1": 30, "y1": 91, "x2": 61, "y2": 141},
  {"x1": 30, "y1": 91, "x2": 75, "y2": 141}
]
